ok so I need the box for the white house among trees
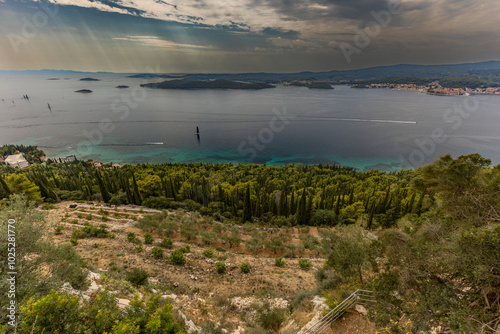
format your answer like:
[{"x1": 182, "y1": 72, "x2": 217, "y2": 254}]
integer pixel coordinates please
[{"x1": 4, "y1": 153, "x2": 29, "y2": 168}]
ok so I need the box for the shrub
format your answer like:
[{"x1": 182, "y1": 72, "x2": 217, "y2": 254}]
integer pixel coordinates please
[
  {"x1": 170, "y1": 250, "x2": 186, "y2": 265},
  {"x1": 98, "y1": 209, "x2": 109, "y2": 216},
  {"x1": 179, "y1": 245, "x2": 191, "y2": 253},
  {"x1": 202, "y1": 248, "x2": 214, "y2": 258},
  {"x1": 240, "y1": 261, "x2": 250, "y2": 273},
  {"x1": 70, "y1": 238, "x2": 78, "y2": 246},
  {"x1": 284, "y1": 250, "x2": 296, "y2": 258},
  {"x1": 245, "y1": 237, "x2": 263, "y2": 253},
  {"x1": 200, "y1": 230, "x2": 218, "y2": 245},
  {"x1": 151, "y1": 247, "x2": 164, "y2": 259},
  {"x1": 200, "y1": 321, "x2": 224, "y2": 334},
  {"x1": 160, "y1": 237, "x2": 174, "y2": 249},
  {"x1": 255, "y1": 302, "x2": 286, "y2": 333},
  {"x1": 85, "y1": 214, "x2": 93, "y2": 220},
  {"x1": 215, "y1": 262, "x2": 226, "y2": 274},
  {"x1": 215, "y1": 247, "x2": 226, "y2": 253},
  {"x1": 180, "y1": 223, "x2": 199, "y2": 241},
  {"x1": 292, "y1": 290, "x2": 313, "y2": 310},
  {"x1": 275, "y1": 257, "x2": 285, "y2": 267},
  {"x1": 54, "y1": 225, "x2": 63, "y2": 235},
  {"x1": 298, "y1": 259, "x2": 311, "y2": 270},
  {"x1": 265, "y1": 237, "x2": 285, "y2": 254},
  {"x1": 41, "y1": 202, "x2": 54, "y2": 210},
  {"x1": 19, "y1": 290, "x2": 81, "y2": 333},
  {"x1": 125, "y1": 268, "x2": 149, "y2": 286},
  {"x1": 144, "y1": 233, "x2": 154, "y2": 245},
  {"x1": 74, "y1": 223, "x2": 112, "y2": 239},
  {"x1": 142, "y1": 196, "x2": 170, "y2": 210},
  {"x1": 108, "y1": 197, "x2": 121, "y2": 206},
  {"x1": 127, "y1": 232, "x2": 136, "y2": 242},
  {"x1": 69, "y1": 219, "x2": 79, "y2": 224}
]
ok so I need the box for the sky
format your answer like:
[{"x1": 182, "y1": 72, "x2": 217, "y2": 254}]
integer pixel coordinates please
[{"x1": 0, "y1": 0, "x2": 499, "y2": 73}]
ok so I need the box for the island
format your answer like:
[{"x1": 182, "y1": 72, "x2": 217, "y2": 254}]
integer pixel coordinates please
[
  {"x1": 80, "y1": 77, "x2": 100, "y2": 81},
  {"x1": 287, "y1": 82, "x2": 334, "y2": 89},
  {"x1": 75, "y1": 89, "x2": 93, "y2": 93},
  {"x1": 140, "y1": 79, "x2": 275, "y2": 90},
  {"x1": 115, "y1": 85, "x2": 129, "y2": 89}
]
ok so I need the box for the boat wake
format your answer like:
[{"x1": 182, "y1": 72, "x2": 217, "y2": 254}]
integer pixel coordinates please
[{"x1": 146, "y1": 142, "x2": 164, "y2": 145}]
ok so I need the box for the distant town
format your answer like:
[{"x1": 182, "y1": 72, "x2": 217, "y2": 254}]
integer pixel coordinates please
[{"x1": 350, "y1": 82, "x2": 500, "y2": 96}]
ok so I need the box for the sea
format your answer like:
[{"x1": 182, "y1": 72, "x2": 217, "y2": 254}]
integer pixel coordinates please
[{"x1": 1, "y1": 73, "x2": 499, "y2": 171}]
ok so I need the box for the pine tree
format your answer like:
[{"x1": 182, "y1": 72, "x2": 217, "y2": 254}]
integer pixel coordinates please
[{"x1": 0, "y1": 175, "x2": 12, "y2": 198}]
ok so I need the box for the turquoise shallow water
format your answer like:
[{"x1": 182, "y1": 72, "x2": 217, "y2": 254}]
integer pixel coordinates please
[{"x1": 1, "y1": 74, "x2": 500, "y2": 171}]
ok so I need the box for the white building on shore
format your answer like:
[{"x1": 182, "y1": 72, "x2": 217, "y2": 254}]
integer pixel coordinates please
[{"x1": 4, "y1": 153, "x2": 29, "y2": 168}]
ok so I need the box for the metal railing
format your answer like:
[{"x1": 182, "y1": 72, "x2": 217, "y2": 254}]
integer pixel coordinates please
[{"x1": 301, "y1": 289, "x2": 375, "y2": 334}]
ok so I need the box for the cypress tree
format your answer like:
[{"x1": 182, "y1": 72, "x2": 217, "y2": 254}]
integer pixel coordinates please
[
  {"x1": 96, "y1": 170, "x2": 111, "y2": 203},
  {"x1": 243, "y1": 184, "x2": 252, "y2": 222}
]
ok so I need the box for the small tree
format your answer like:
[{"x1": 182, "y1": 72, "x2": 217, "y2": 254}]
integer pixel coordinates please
[
  {"x1": 170, "y1": 250, "x2": 186, "y2": 265},
  {"x1": 240, "y1": 261, "x2": 251, "y2": 273},
  {"x1": 322, "y1": 225, "x2": 373, "y2": 287},
  {"x1": 215, "y1": 262, "x2": 226, "y2": 274},
  {"x1": 151, "y1": 247, "x2": 164, "y2": 259},
  {"x1": 144, "y1": 233, "x2": 154, "y2": 245}
]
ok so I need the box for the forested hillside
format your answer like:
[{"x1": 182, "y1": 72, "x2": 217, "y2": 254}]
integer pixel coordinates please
[
  {"x1": 0, "y1": 161, "x2": 423, "y2": 229},
  {"x1": 0, "y1": 154, "x2": 498, "y2": 333}
]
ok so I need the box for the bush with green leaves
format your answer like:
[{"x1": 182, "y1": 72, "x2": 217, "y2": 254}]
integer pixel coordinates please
[
  {"x1": 54, "y1": 225, "x2": 63, "y2": 235},
  {"x1": 200, "y1": 230, "x2": 218, "y2": 245},
  {"x1": 265, "y1": 237, "x2": 285, "y2": 254},
  {"x1": 298, "y1": 259, "x2": 311, "y2": 270},
  {"x1": 160, "y1": 237, "x2": 174, "y2": 248},
  {"x1": 73, "y1": 223, "x2": 112, "y2": 239},
  {"x1": 245, "y1": 237, "x2": 263, "y2": 253},
  {"x1": 200, "y1": 321, "x2": 224, "y2": 334},
  {"x1": 179, "y1": 245, "x2": 191, "y2": 253},
  {"x1": 215, "y1": 262, "x2": 226, "y2": 274},
  {"x1": 180, "y1": 222, "x2": 199, "y2": 241},
  {"x1": 19, "y1": 290, "x2": 185, "y2": 334},
  {"x1": 275, "y1": 257, "x2": 285, "y2": 267},
  {"x1": 41, "y1": 202, "x2": 54, "y2": 210},
  {"x1": 127, "y1": 232, "x2": 136, "y2": 242},
  {"x1": 144, "y1": 232, "x2": 154, "y2": 245},
  {"x1": 170, "y1": 250, "x2": 186, "y2": 265},
  {"x1": 240, "y1": 261, "x2": 251, "y2": 273},
  {"x1": 125, "y1": 268, "x2": 149, "y2": 286},
  {"x1": 202, "y1": 248, "x2": 214, "y2": 258},
  {"x1": 151, "y1": 246, "x2": 164, "y2": 259},
  {"x1": 254, "y1": 302, "x2": 286, "y2": 333}
]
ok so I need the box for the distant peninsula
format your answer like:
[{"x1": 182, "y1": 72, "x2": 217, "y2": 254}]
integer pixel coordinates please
[
  {"x1": 80, "y1": 77, "x2": 100, "y2": 81},
  {"x1": 115, "y1": 85, "x2": 129, "y2": 89},
  {"x1": 140, "y1": 79, "x2": 275, "y2": 90},
  {"x1": 75, "y1": 89, "x2": 93, "y2": 93}
]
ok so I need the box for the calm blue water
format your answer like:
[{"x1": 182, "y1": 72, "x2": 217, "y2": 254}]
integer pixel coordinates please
[{"x1": 1, "y1": 74, "x2": 499, "y2": 171}]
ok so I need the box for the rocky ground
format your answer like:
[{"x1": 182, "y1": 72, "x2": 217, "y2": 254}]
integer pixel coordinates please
[{"x1": 43, "y1": 201, "x2": 375, "y2": 333}]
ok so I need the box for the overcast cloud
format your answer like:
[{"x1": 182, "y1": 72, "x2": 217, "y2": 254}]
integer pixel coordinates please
[{"x1": 0, "y1": 0, "x2": 499, "y2": 72}]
